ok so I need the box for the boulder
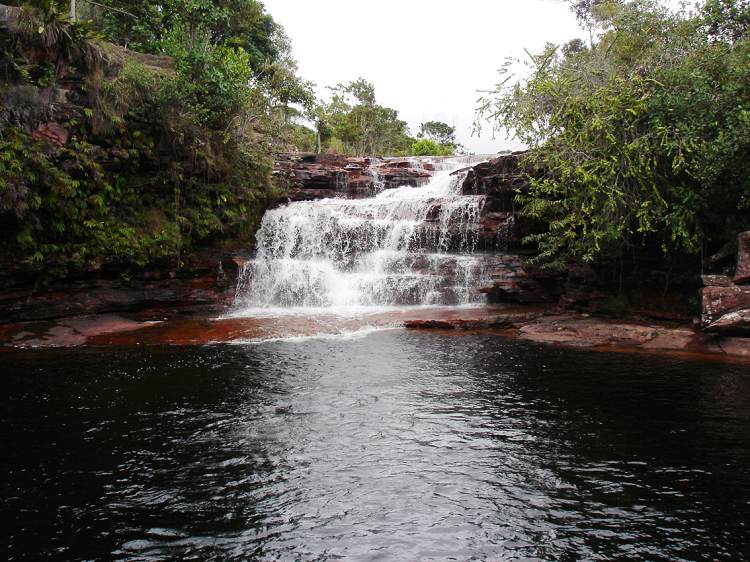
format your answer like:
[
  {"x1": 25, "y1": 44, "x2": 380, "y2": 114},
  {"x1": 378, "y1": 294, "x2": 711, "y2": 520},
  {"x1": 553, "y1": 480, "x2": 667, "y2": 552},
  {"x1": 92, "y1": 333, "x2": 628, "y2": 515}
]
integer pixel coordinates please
[
  {"x1": 701, "y1": 284, "x2": 750, "y2": 333},
  {"x1": 700, "y1": 234, "x2": 750, "y2": 333},
  {"x1": 479, "y1": 255, "x2": 560, "y2": 303},
  {"x1": 459, "y1": 152, "x2": 528, "y2": 211}
]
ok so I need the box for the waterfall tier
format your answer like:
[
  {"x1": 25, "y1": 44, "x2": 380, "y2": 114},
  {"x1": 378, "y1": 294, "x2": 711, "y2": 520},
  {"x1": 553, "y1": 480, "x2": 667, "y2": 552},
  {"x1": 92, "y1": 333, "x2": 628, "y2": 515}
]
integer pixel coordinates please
[{"x1": 235, "y1": 157, "x2": 493, "y2": 311}]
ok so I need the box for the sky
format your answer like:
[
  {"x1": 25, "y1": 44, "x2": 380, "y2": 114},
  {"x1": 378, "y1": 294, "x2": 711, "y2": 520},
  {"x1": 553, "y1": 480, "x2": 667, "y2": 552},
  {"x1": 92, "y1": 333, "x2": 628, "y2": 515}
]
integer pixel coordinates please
[{"x1": 262, "y1": 0, "x2": 586, "y2": 153}]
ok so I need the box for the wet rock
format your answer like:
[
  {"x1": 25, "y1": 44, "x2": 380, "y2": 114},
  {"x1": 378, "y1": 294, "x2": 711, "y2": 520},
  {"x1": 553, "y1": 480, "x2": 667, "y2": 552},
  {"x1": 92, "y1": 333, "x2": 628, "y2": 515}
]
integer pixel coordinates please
[
  {"x1": 640, "y1": 328, "x2": 697, "y2": 351},
  {"x1": 701, "y1": 285, "x2": 750, "y2": 333},
  {"x1": 0, "y1": 249, "x2": 250, "y2": 323},
  {"x1": 460, "y1": 152, "x2": 528, "y2": 212},
  {"x1": 699, "y1": 233, "x2": 750, "y2": 333},
  {"x1": 403, "y1": 319, "x2": 457, "y2": 329},
  {"x1": 273, "y1": 153, "x2": 430, "y2": 202},
  {"x1": 479, "y1": 255, "x2": 561, "y2": 304},
  {"x1": 4, "y1": 314, "x2": 151, "y2": 347},
  {"x1": 519, "y1": 317, "x2": 658, "y2": 348},
  {"x1": 717, "y1": 337, "x2": 750, "y2": 357},
  {"x1": 705, "y1": 309, "x2": 750, "y2": 333}
]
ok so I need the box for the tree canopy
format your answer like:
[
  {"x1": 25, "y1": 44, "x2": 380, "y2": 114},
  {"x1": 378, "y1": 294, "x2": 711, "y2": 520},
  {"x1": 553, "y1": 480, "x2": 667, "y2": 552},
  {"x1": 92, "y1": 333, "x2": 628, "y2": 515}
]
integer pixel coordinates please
[
  {"x1": 414, "y1": 121, "x2": 458, "y2": 155},
  {"x1": 313, "y1": 78, "x2": 414, "y2": 156},
  {"x1": 478, "y1": 0, "x2": 750, "y2": 269}
]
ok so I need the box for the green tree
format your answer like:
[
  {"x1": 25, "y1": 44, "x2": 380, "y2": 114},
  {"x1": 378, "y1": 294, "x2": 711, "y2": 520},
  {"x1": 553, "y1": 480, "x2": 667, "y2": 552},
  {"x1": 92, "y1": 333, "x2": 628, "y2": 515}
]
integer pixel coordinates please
[
  {"x1": 477, "y1": 0, "x2": 750, "y2": 270},
  {"x1": 318, "y1": 78, "x2": 413, "y2": 156},
  {"x1": 0, "y1": 1, "x2": 287, "y2": 274},
  {"x1": 411, "y1": 138, "x2": 454, "y2": 156},
  {"x1": 418, "y1": 121, "x2": 455, "y2": 146},
  {"x1": 417, "y1": 120, "x2": 459, "y2": 155}
]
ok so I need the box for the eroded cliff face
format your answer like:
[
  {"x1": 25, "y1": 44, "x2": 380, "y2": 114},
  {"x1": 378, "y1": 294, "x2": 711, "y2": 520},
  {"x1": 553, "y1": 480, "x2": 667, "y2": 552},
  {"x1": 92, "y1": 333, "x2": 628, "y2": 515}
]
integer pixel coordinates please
[
  {"x1": 701, "y1": 232, "x2": 750, "y2": 334},
  {"x1": 0, "y1": 249, "x2": 249, "y2": 322},
  {"x1": 272, "y1": 153, "x2": 432, "y2": 201}
]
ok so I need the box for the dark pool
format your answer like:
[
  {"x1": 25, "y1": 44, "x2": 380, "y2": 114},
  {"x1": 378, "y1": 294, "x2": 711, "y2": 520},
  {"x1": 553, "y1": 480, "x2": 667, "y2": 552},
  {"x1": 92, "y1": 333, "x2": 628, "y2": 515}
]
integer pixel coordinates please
[{"x1": 3, "y1": 332, "x2": 750, "y2": 560}]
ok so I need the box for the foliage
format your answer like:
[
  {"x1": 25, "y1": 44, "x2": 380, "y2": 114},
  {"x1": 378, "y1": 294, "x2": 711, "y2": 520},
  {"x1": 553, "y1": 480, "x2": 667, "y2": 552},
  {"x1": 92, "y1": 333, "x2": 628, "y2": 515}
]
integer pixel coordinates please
[
  {"x1": 83, "y1": 0, "x2": 278, "y2": 61},
  {"x1": 314, "y1": 78, "x2": 415, "y2": 156},
  {"x1": 79, "y1": 0, "x2": 314, "y2": 137},
  {"x1": 411, "y1": 138, "x2": 454, "y2": 157},
  {"x1": 477, "y1": 0, "x2": 750, "y2": 269},
  {"x1": 417, "y1": 120, "x2": 460, "y2": 153},
  {"x1": 0, "y1": 0, "x2": 428, "y2": 278},
  {"x1": 0, "y1": 126, "x2": 183, "y2": 275},
  {"x1": 0, "y1": 1, "x2": 287, "y2": 275}
]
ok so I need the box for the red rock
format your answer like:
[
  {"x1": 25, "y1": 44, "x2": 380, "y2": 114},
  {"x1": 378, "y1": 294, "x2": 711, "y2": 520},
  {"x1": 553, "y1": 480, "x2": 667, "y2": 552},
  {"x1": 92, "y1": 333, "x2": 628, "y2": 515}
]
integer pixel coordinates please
[
  {"x1": 403, "y1": 319, "x2": 457, "y2": 329},
  {"x1": 518, "y1": 316, "x2": 661, "y2": 347},
  {"x1": 718, "y1": 337, "x2": 750, "y2": 357},
  {"x1": 31, "y1": 122, "x2": 69, "y2": 146},
  {"x1": 701, "y1": 285, "x2": 750, "y2": 332},
  {"x1": 702, "y1": 274, "x2": 733, "y2": 287},
  {"x1": 479, "y1": 254, "x2": 560, "y2": 303},
  {"x1": 734, "y1": 231, "x2": 750, "y2": 284},
  {"x1": 640, "y1": 329, "x2": 696, "y2": 351},
  {"x1": 705, "y1": 310, "x2": 750, "y2": 333},
  {"x1": 272, "y1": 153, "x2": 432, "y2": 202},
  {"x1": 4, "y1": 314, "x2": 155, "y2": 347}
]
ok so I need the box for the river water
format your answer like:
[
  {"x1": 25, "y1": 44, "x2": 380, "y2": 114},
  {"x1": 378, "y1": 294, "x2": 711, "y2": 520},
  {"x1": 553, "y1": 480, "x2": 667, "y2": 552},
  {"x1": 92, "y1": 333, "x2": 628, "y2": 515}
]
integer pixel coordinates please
[{"x1": 4, "y1": 331, "x2": 750, "y2": 560}]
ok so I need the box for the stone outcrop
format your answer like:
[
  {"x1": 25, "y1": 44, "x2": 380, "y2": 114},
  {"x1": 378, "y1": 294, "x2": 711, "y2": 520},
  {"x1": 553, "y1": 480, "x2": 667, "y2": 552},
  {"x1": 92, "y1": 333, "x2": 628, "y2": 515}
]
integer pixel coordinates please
[
  {"x1": 701, "y1": 231, "x2": 750, "y2": 334},
  {"x1": 459, "y1": 151, "x2": 528, "y2": 212},
  {"x1": 272, "y1": 153, "x2": 431, "y2": 201},
  {"x1": 702, "y1": 282, "x2": 750, "y2": 333},
  {"x1": 0, "y1": 4, "x2": 20, "y2": 30},
  {"x1": 31, "y1": 121, "x2": 69, "y2": 146},
  {"x1": 0, "y1": 249, "x2": 249, "y2": 322},
  {"x1": 478, "y1": 255, "x2": 558, "y2": 303},
  {"x1": 269, "y1": 152, "x2": 566, "y2": 305},
  {"x1": 404, "y1": 309, "x2": 750, "y2": 359}
]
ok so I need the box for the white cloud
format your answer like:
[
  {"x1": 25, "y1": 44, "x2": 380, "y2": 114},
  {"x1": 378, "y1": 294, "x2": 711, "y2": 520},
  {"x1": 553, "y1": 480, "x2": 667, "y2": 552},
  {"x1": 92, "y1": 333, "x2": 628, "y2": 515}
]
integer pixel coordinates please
[
  {"x1": 263, "y1": 0, "x2": 584, "y2": 153},
  {"x1": 264, "y1": 0, "x2": 692, "y2": 153}
]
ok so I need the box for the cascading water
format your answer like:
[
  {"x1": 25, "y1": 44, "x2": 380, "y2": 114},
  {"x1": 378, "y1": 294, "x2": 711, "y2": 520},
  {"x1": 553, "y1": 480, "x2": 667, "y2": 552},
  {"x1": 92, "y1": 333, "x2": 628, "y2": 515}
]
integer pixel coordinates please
[
  {"x1": 234, "y1": 156, "x2": 490, "y2": 311},
  {"x1": 367, "y1": 157, "x2": 385, "y2": 195}
]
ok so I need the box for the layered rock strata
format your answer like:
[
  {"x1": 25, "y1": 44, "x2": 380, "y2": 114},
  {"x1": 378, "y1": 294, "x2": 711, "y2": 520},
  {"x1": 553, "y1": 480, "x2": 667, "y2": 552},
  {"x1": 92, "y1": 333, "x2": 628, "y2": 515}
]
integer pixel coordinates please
[
  {"x1": 272, "y1": 153, "x2": 432, "y2": 201},
  {"x1": 701, "y1": 231, "x2": 750, "y2": 334}
]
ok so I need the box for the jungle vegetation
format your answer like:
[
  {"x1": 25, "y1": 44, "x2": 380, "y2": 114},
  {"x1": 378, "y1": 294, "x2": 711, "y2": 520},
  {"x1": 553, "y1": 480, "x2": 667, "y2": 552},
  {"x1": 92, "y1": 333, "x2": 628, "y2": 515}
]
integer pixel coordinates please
[
  {"x1": 478, "y1": 0, "x2": 750, "y2": 272},
  {"x1": 0, "y1": 0, "x2": 452, "y2": 277}
]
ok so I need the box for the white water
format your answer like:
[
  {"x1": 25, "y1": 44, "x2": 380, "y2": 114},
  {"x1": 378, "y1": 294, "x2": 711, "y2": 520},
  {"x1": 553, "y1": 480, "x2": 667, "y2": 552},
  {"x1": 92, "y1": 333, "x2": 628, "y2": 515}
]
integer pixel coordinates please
[{"x1": 234, "y1": 156, "x2": 490, "y2": 313}]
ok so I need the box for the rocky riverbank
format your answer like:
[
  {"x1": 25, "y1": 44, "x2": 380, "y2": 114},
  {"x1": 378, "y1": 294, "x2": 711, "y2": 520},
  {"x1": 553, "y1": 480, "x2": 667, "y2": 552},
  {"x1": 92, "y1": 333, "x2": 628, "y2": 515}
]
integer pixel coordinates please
[
  {"x1": 0, "y1": 248, "x2": 249, "y2": 323},
  {"x1": 3, "y1": 304, "x2": 750, "y2": 364},
  {"x1": 3, "y1": 152, "x2": 750, "y2": 359}
]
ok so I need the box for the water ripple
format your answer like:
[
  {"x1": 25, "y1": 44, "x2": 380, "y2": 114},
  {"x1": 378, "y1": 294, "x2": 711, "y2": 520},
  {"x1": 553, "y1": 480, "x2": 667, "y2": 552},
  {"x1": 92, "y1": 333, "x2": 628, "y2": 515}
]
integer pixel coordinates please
[{"x1": 3, "y1": 333, "x2": 750, "y2": 560}]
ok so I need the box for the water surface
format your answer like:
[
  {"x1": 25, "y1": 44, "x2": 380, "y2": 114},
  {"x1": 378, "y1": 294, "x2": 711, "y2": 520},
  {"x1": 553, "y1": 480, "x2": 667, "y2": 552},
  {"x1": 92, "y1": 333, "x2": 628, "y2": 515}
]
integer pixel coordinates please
[{"x1": 3, "y1": 332, "x2": 750, "y2": 560}]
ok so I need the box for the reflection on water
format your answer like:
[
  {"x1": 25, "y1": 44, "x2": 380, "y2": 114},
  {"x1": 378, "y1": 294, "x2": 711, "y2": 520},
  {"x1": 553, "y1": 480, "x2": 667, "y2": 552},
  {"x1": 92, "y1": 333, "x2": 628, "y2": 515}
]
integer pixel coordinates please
[{"x1": 3, "y1": 332, "x2": 750, "y2": 560}]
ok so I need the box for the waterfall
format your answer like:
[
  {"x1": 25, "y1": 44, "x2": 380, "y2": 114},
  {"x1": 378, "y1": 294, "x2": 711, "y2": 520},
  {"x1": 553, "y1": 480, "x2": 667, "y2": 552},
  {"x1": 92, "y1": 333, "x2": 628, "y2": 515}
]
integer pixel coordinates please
[
  {"x1": 367, "y1": 157, "x2": 385, "y2": 195},
  {"x1": 234, "y1": 156, "x2": 490, "y2": 311}
]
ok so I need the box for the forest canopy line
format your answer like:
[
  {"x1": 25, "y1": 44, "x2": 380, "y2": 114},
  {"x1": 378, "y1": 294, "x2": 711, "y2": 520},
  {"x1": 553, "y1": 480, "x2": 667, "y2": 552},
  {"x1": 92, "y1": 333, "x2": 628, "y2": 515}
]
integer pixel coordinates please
[
  {"x1": 0, "y1": 0, "x2": 455, "y2": 277},
  {"x1": 478, "y1": 0, "x2": 750, "y2": 271}
]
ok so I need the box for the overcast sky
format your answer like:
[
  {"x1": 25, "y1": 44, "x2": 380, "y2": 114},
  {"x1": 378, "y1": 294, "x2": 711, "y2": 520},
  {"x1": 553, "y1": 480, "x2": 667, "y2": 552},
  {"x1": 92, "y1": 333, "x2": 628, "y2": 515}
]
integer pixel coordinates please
[{"x1": 262, "y1": 0, "x2": 586, "y2": 153}]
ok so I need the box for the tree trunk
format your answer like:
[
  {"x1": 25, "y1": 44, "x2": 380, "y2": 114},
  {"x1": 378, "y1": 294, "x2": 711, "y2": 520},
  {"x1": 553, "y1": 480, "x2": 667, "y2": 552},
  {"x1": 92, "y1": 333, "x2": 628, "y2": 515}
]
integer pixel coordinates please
[{"x1": 69, "y1": 0, "x2": 76, "y2": 21}]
